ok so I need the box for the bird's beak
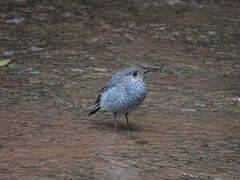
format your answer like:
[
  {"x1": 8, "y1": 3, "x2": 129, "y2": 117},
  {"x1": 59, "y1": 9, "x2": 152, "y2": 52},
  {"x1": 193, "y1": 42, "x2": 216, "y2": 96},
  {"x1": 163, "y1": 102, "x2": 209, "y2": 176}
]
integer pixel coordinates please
[
  {"x1": 141, "y1": 66, "x2": 160, "y2": 74},
  {"x1": 141, "y1": 67, "x2": 151, "y2": 74}
]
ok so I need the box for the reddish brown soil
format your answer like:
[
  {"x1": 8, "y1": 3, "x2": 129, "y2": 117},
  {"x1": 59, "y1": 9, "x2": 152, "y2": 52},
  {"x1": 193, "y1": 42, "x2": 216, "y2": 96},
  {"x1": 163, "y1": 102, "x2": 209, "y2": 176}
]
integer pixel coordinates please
[{"x1": 0, "y1": 0, "x2": 240, "y2": 179}]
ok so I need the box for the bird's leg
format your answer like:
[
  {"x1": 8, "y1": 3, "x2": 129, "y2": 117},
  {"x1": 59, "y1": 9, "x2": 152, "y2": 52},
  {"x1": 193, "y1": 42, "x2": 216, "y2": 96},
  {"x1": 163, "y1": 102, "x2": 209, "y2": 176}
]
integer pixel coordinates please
[
  {"x1": 125, "y1": 113, "x2": 132, "y2": 131},
  {"x1": 114, "y1": 113, "x2": 118, "y2": 133}
]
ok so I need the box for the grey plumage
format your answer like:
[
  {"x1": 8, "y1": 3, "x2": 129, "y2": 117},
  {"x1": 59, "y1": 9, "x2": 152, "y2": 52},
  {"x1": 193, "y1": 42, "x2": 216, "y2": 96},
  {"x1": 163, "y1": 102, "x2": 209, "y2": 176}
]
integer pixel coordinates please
[{"x1": 89, "y1": 66, "x2": 150, "y2": 133}]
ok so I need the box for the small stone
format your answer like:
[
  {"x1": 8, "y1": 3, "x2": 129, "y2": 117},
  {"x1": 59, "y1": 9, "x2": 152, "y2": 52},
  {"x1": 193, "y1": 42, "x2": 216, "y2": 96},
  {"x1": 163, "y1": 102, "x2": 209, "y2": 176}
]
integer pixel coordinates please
[
  {"x1": 167, "y1": 0, "x2": 184, "y2": 6},
  {"x1": 24, "y1": 67, "x2": 33, "y2": 72},
  {"x1": 3, "y1": 50, "x2": 13, "y2": 56},
  {"x1": 90, "y1": 38, "x2": 99, "y2": 43},
  {"x1": 94, "y1": 68, "x2": 107, "y2": 72},
  {"x1": 30, "y1": 71, "x2": 41, "y2": 75},
  {"x1": 70, "y1": 68, "x2": 85, "y2": 72},
  {"x1": 195, "y1": 103, "x2": 207, "y2": 108},
  {"x1": 159, "y1": 26, "x2": 165, "y2": 30},
  {"x1": 208, "y1": 31, "x2": 217, "y2": 35},
  {"x1": 6, "y1": 17, "x2": 24, "y2": 24},
  {"x1": 181, "y1": 108, "x2": 196, "y2": 112},
  {"x1": 31, "y1": 47, "x2": 42, "y2": 52}
]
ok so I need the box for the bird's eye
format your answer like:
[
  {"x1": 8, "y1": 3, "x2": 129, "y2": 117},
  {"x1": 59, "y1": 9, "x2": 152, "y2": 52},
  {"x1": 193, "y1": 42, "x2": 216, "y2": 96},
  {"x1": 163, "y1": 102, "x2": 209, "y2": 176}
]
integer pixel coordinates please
[{"x1": 132, "y1": 72, "x2": 138, "y2": 76}]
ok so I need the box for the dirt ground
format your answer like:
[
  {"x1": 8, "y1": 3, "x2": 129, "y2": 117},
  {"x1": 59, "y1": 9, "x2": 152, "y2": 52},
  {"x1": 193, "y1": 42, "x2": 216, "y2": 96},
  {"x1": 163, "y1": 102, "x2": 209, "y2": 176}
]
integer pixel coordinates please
[{"x1": 0, "y1": 0, "x2": 240, "y2": 179}]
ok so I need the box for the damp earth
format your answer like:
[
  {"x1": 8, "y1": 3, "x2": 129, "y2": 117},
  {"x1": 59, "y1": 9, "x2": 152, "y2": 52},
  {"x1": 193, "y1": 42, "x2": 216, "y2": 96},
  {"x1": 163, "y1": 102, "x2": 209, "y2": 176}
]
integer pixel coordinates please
[{"x1": 0, "y1": 0, "x2": 240, "y2": 179}]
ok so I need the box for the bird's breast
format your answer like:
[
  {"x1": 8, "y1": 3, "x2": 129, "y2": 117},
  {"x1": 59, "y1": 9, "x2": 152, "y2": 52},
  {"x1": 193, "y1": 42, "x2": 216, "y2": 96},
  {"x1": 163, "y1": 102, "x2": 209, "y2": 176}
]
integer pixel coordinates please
[
  {"x1": 100, "y1": 80, "x2": 146, "y2": 113},
  {"x1": 126, "y1": 81, "x2": 146, "y2": 100}
]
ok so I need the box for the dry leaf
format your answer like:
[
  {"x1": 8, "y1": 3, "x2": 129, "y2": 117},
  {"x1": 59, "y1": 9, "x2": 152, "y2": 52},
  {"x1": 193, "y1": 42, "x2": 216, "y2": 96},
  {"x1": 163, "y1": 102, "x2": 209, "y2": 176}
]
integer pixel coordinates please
[{"x1": 0, "y1": 59, "x2": 12, "y2": 67}]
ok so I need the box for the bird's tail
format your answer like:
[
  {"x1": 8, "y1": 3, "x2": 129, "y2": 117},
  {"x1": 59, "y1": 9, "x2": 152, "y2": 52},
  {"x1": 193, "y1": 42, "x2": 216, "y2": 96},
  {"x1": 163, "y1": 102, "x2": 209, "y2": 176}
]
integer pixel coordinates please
[{"x1": 88, "y1": 103, "x2": 101, "y2": 116}]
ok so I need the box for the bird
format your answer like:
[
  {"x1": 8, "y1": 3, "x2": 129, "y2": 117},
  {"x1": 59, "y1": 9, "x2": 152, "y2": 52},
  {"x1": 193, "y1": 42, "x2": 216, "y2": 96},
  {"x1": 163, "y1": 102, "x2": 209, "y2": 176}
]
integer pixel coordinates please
[{"x1": 88, "y1": 66, "x2": 150, "y2": 133}]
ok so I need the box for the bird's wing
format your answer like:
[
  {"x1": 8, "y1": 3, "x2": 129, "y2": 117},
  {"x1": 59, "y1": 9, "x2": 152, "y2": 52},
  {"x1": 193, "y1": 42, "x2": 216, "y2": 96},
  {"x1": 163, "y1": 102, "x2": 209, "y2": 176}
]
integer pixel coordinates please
[
  {"x1": 92, "y1": 74, "x2": 124, "y2": 105},
  {"x1": 88, "y1": 86, "x2": 106, "y2": 116},
  {"x1": 95, "y1": 87, "x2": 107, "y2": 103},
  {"x1": 105, "y1": 73, "x2": 125, "y2": 89},
  {"x1": 90, "y1": 73, "x2": 126, "y2": 110},
  {"x1": 88, "y1": 84, "x2": 111, "y2": 116}
]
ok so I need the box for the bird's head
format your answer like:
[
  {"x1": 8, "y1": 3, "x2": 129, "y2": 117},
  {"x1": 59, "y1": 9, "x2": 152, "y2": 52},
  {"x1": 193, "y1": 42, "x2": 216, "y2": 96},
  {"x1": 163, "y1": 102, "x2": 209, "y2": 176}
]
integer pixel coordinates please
[{"x1": 120, "y1": 66, "x2": 151, "y2": 82}]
